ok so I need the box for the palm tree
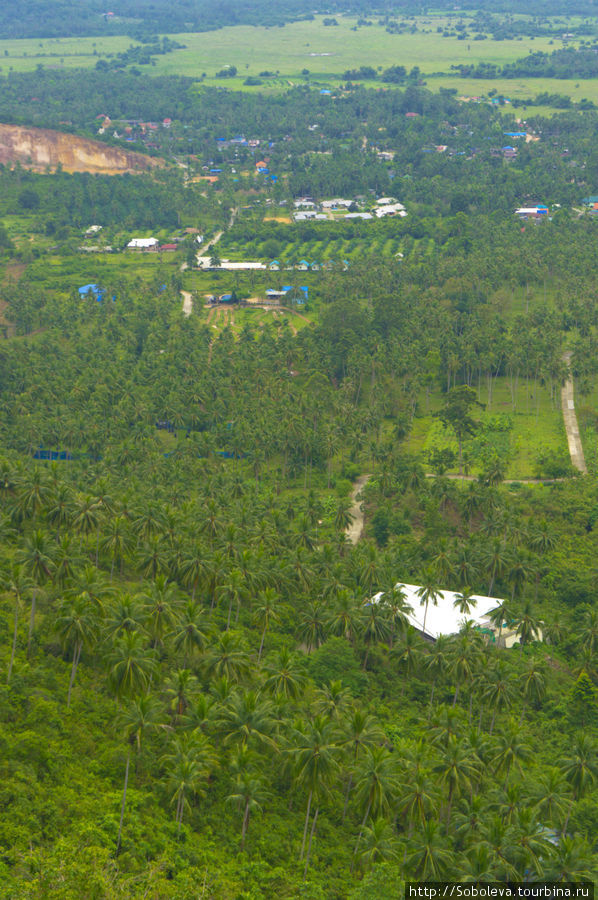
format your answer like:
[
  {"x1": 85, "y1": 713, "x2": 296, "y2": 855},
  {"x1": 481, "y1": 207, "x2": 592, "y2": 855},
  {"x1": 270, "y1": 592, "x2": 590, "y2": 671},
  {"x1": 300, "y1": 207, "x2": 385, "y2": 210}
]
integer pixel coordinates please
[
  {"x1": 101, "y1": 515, "x2": 134, "y2": 579},
  {"x1": 449, "y1": 630, "x2": 482, "y2": 708},
  {"x1": 352, "y1": 746, "x2": 400, "y2": 864},
  {"x1": 139, "y1": 575, "x2": 181, "y2": 649},
  {"x1": 103, "y1": 594, "x2": 146, "y2": 640},
  {"x1": 54, "y1": 594, "x2": 99, "y2": 707},
  {"x1": 529, "y1": 767, "x2": 570, "y2": 831},
  {"x1": 180, "y1": 544, "x2": 205, "y2": 601},
  {"x1": 2, "y1": 563, "x2": 33, "y2": 683},
  {"x1": 164, "y1": 668, "x2": 199, "y2": 722},
  {"x1": 325, "y1": 589, "x2": 364, "y2": 644},
  {"x1": 406, "y1": 819, "x2": 451, "y2": 879},
  {"x1": 297, "y1": 601, "x2": 326, "y2": 653},
  {"x1": 356, "y1": 817, "x2": 399, "y2": 872},
  {"x1": 218, "y1": 568, "x2": 247, "y2": 630},
  {"x1": 262, "y1": 648, "x2": 307, "y2": 699},
  {"x1": 289, "y1": 716, "x2": 340, "y2": 870},
  {"x1": 580, "y1": 608, "x2": 598, "y2": 658},
  {"x1": 202, "y1": 631, "x2": 251, "y2": 682},
  {"x1": 314, "y1": 680, "x2": 352, "y2": 722},
  {"x1": 392, "y1": 625, "x2": 424, "y2": 680},
  {"x1": 107, "y1": 631, "x2": 157, "y2": 700},
  {"x1": 416, "y1": 571, "x2": 442, "y2": 636},
  {"x1": 560, "y1": 733, "x2": 598, "y2": 833},
  {"x1": 512, "y1": 599, "x2": 542, "y2": 648},
  {"x1": 71, "y1": 494, "x2": 100, "y2": 552},
  {"x1": 115, "y1": 695, "x2": 168, "y2": 854},
  {"x1": 253, "y1": 588, "x2": 280, "y2": 661},
  {"x1": 543, "y1": 835, "x2": 595, "y2": 881},
  {"x1": 424, "y1": 634, "x2": 451, "y2": 706},
  {"x1": 16, "y1": 528, "x2": 55, "y2": 656},
  {"x1": 433, "y1": 735, "x2": 481, "y2": 823},
  {"x1": 361, "y1": 600, "x2": 391, "y2": 668},
  {"x1": 481, "y1": 538, "x2": 510, "y2": 596},
  {"x1": 162, "y1": 733, "x2": 216, "y2": 833},
  {"x1": 398, "y1": 767, "x2": 439, "y2": 835},
  {"x1": 226, "y1": 772, "x2": 269, "y2": 850},
  {"x1": 381, "y1": 584, "x2": 412, "y2": 648},
  {"x1": 68, "y1": 563, "x2": 112, "y2": 615},
  {"x1": 453, "y1": 586, "x2": 477, "y2": 617},
  {"x1": 482, "y1": 662, "x2": 516, "y2": 733},
  {"x1": 519, "y1": 658, "x2": 547, "y2": 722},
  {"x1": 219, "y1": 689, "x2": 278, "y2": 752},
  {"x1": 493, "y1": 721, "x2": 532, "y2": 785},
  {"x1": 172, "y1": 600, "x2": 210, "y2": 665}
]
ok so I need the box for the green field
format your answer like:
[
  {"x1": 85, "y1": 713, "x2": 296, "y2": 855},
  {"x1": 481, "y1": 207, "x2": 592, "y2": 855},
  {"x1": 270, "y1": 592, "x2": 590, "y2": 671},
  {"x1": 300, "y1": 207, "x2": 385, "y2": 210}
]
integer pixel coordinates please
[
  {"x1": 0, "y1": 35, "x2": 138, "y2": 73},
  {"x1": 0, "y1": 16, "x2": 592, "y2": 109},
  {"x1": 150, "y1": 18, "x2": 560, "y2": 80},
  {"x1": 404, "y1": 376, "x2": 568, "y2": 480}
]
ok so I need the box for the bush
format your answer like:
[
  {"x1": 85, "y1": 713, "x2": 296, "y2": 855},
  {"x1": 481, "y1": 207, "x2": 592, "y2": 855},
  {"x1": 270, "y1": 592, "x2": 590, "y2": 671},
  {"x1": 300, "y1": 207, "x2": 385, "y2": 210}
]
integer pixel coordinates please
[{"x1": 307, "y1": 638, "x2": 368, "y2": 695}]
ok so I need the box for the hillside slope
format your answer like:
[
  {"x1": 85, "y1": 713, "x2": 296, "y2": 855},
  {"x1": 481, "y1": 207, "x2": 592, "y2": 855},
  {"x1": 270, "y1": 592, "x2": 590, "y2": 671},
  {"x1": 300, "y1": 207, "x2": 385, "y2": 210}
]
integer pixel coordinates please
[{"x1": 0, "y1": 123, "x2": 162, "y2": 174}]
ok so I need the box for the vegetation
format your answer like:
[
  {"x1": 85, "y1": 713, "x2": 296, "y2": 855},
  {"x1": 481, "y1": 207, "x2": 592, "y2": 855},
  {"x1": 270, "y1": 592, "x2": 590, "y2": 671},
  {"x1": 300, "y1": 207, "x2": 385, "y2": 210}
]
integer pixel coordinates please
[{"x1": 2, "y1": 7, "x2": 598, "y2": 894}]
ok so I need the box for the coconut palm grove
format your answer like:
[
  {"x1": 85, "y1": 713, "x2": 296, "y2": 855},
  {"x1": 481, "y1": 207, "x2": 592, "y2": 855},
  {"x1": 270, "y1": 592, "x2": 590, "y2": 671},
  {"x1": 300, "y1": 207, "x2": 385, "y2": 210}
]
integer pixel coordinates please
[{"x1": 2, "y1": 0, "x2": 598, "y2": 897}]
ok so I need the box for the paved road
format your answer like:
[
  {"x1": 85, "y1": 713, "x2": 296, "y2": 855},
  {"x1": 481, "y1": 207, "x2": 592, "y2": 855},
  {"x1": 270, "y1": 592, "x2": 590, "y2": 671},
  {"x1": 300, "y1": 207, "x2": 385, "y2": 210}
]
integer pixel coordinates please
[
  {"x1": 345, "y1": 474, "x2": 371, "y2": 544},
  {"x1": 561, "y1": 351, "x2": 588, "y2": 474}
]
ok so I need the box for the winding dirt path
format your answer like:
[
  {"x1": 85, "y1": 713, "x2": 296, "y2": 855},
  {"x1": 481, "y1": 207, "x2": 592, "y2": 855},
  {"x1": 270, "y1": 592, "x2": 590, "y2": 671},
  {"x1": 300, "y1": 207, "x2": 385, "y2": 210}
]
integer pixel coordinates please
[
  {"x1": 346, "y1": 474, "x2": 372, "y2": 544},
  {"x1": 561, "y1": 351, "x2": 588, "y2": 474}
]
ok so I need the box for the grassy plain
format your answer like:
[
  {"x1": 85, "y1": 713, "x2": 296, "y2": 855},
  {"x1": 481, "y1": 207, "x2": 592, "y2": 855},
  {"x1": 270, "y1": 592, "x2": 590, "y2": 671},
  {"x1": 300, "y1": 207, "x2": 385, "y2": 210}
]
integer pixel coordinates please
[
  {"x1": 0, "y1": 35, "x2": 138, "y2": 73},
  {"x1": 0, "y1": 16, "x2": 592, "y2": 109}
]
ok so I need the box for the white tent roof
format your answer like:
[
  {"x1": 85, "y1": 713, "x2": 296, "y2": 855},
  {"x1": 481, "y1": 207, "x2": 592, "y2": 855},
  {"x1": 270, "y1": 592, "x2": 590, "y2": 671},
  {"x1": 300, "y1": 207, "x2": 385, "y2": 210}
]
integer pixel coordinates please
[{"x1": 372, "y1": 583, "x2": 502, "y2": 641}]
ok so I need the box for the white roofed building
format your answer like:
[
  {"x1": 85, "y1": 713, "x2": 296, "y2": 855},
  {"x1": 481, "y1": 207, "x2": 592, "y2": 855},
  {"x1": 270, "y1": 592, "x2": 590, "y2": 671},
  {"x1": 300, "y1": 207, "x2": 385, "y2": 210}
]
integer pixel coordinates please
[
  {"x1": 371, "y1": 583, "x2": 517, "y2": 646},
  {"x1": 127, "y1": 237, "x2": 159, "y2": 250}
]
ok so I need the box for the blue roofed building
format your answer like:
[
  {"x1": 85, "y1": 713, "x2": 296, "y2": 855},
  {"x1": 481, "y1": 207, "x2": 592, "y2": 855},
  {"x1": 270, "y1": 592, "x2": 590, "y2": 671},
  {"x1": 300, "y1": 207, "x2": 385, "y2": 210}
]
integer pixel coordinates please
[{"x1": 78, "y1": 283, "x2": 105, "y2": 301}]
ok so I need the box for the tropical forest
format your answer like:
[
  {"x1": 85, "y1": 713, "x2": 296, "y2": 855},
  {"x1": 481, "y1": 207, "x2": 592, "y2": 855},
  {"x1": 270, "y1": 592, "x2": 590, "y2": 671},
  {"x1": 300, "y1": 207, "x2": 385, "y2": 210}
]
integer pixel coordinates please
[{"x1": 2, "y1": 1, "x2": 598, "y2": 898}]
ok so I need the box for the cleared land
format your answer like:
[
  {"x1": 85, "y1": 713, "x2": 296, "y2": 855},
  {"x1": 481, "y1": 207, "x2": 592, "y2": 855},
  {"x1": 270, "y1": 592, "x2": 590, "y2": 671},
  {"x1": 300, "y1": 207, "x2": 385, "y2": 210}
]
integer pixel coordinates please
[{"x1": 0, "y1": 123, "x2": 161, "y2": 174}]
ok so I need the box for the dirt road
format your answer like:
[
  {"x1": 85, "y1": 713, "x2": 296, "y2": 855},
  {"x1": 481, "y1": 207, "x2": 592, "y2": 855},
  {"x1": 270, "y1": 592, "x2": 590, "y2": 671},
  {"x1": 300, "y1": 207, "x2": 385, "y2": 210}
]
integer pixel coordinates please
[
  {"x1": 346, "y1": 474, "x2": 372, "y2": 544},
  {"x1": 561, "y1": 351, "x2": 588, "y2": 474}
]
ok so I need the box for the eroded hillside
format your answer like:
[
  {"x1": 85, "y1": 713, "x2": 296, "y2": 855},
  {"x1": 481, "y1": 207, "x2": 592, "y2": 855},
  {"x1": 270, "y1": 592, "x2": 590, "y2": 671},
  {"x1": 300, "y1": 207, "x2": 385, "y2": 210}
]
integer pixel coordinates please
[{"x1": 0, "y1": 123, "x2": 162, "y2": 174}]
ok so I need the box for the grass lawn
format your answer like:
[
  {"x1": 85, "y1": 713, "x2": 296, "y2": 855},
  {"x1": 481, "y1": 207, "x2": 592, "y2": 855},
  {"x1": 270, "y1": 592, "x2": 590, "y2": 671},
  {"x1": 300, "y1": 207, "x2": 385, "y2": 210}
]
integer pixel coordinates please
[{"x1": 403, "y1": 375, "x2": 567, "y2": 480}]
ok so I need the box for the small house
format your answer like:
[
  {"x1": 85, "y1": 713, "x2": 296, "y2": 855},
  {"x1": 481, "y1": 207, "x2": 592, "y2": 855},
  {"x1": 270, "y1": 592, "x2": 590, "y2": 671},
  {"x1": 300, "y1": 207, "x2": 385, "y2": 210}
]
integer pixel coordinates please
[
  {"x1": 78, "y1": 283, "x2": 104, "y2": 301},
  {"x1": 127, "y1": 237, "x2": 159, "y2": 250},
  {"x1": 296, "y1": 260, "x2": 310, "y2": 271},
  {"x1": 269, "y1": 260, "x2": 280, "y2": 271}
]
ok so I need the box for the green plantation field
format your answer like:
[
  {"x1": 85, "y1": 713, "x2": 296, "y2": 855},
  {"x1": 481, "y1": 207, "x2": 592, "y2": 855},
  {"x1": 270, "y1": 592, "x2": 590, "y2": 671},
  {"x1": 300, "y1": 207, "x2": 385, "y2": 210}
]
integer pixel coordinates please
[
  {"x1": 0, "y1": 35, "x2": 138, "y2": 73},
  {"x1": 217, "y1": 230, "x2": 434, "y2": 267}
]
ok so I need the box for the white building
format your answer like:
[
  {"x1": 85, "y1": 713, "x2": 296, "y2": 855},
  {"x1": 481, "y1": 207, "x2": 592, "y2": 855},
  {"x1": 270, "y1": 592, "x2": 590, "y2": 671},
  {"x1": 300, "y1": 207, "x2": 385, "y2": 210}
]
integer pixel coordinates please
[
  {"x1": 127, "y1": 237, "x2": 159, "y2": 250},
  {"x1": 375, "y1": 203, "x2": 407, "y2": 218},
  {"x1": 321, "y1": 199, "x2": 354, "y2": 209},
  {"x1": 371, "y1": 583, "x2": 515, "y2": 645}
]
